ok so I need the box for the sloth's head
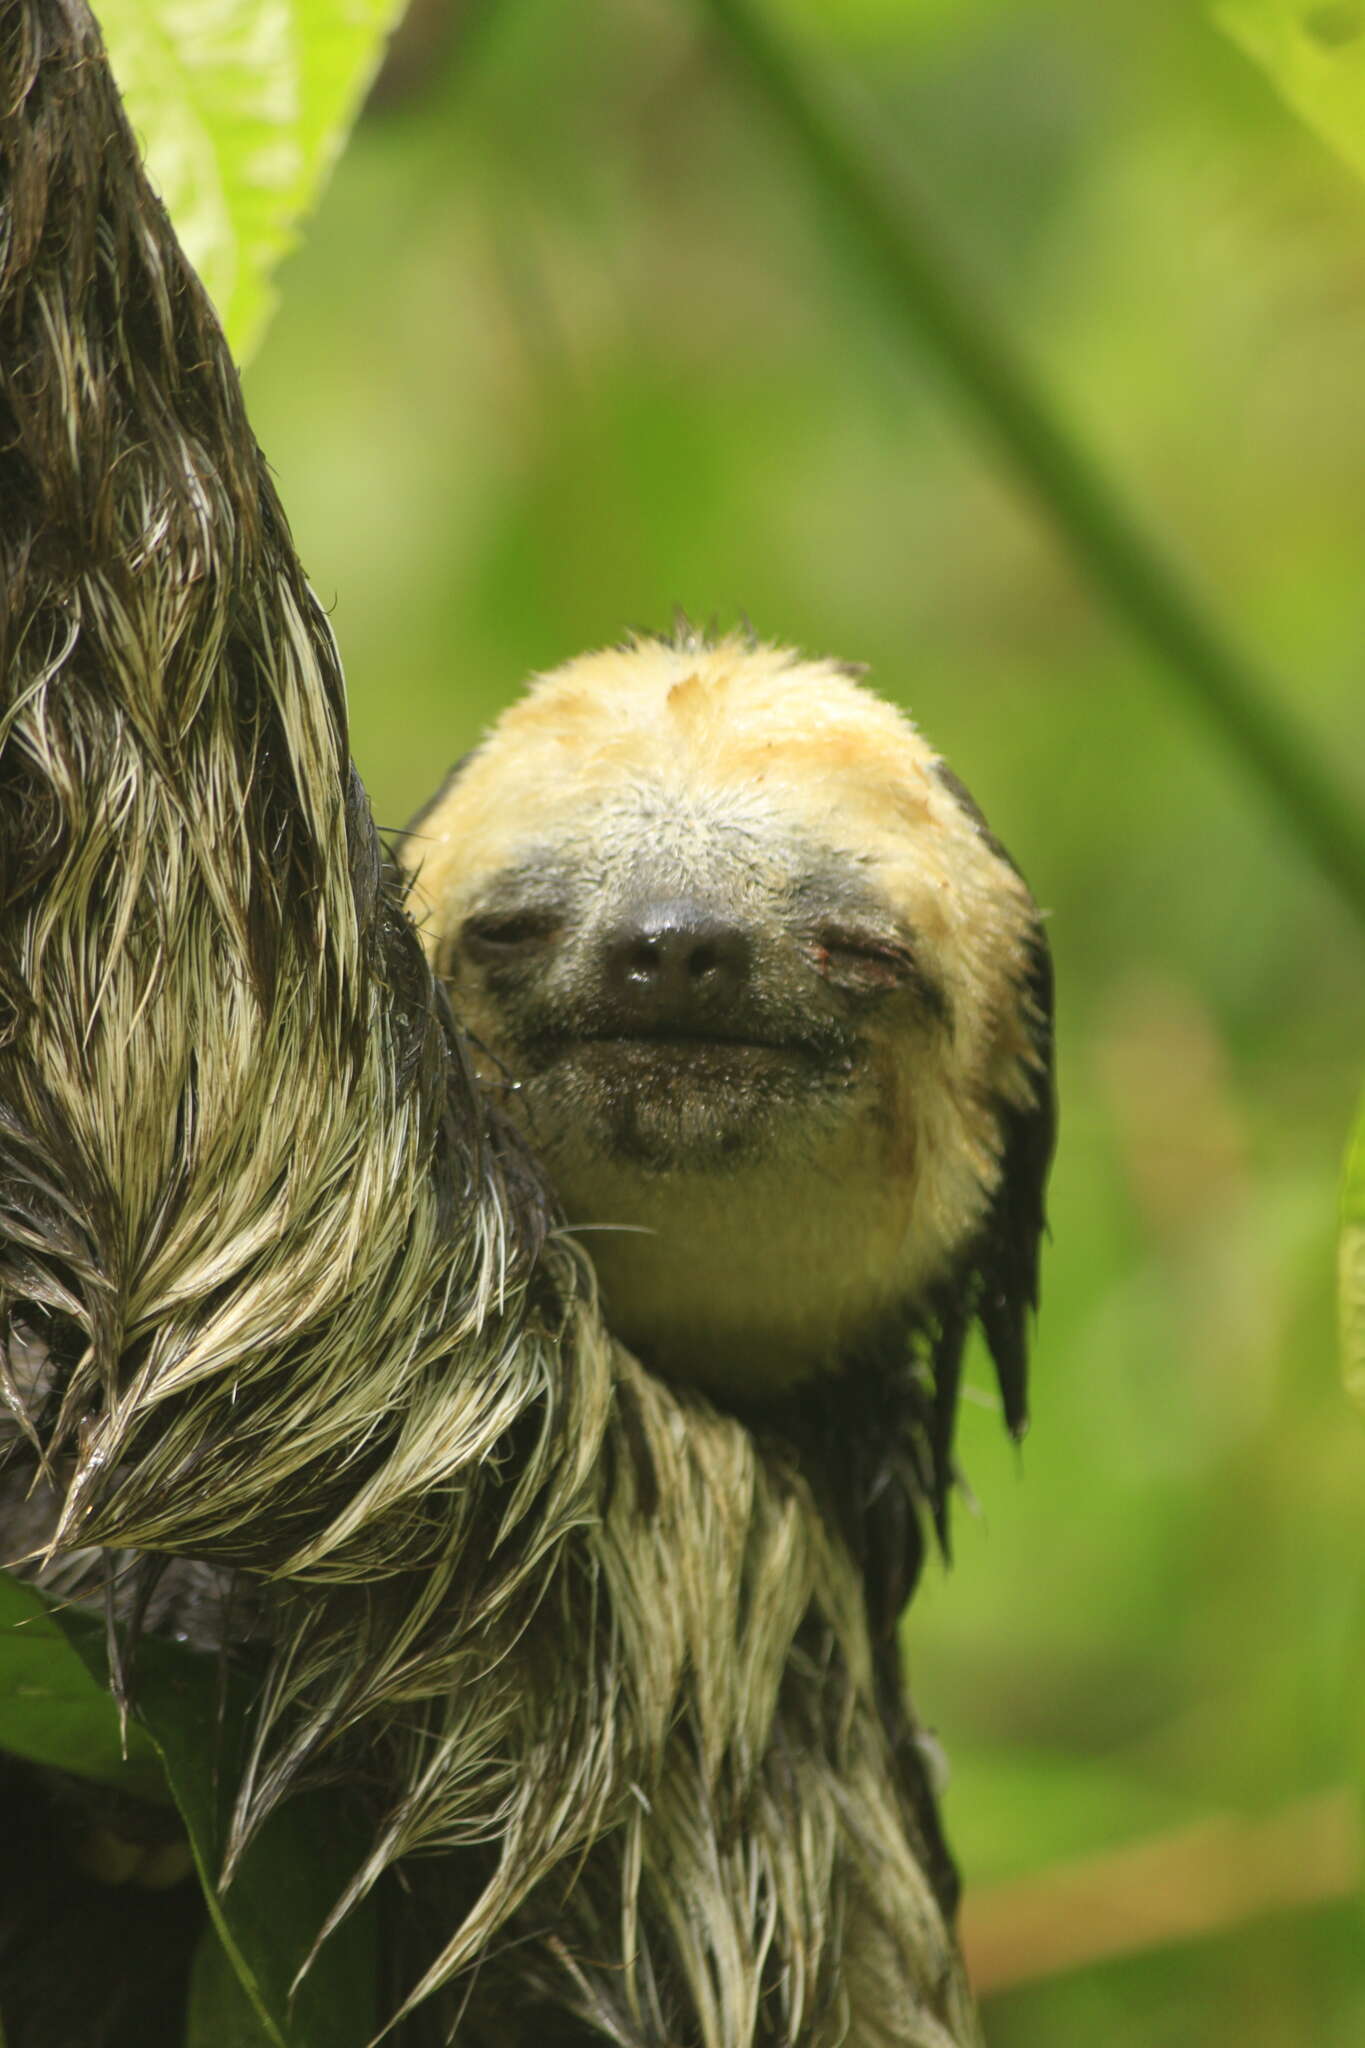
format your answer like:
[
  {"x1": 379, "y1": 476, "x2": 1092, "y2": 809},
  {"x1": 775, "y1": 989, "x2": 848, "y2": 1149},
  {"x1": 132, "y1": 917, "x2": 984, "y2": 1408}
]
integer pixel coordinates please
[{"x1": 402, "y1": 635, "x2": 1053, "y2": 1416}]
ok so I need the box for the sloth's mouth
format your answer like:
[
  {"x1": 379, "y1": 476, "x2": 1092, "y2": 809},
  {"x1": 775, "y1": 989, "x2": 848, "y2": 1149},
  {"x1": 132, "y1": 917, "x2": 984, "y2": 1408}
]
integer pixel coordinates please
[
  {"x1": 508, "y1": 1027, "x2": 861, "y2": 1172},
  {"x1": 551, "y1": 1029, "x2": 859, "y2": 1108},
  {"x1": 563, "y1": 1029, "x2": 854, "y2": 1079},
  {"x1": 576, "y1": 1029, "x2": 813, "y2": 1056},
  {"x1": 512, "y1": 1013, "x2": 863, "y2": 1090}
]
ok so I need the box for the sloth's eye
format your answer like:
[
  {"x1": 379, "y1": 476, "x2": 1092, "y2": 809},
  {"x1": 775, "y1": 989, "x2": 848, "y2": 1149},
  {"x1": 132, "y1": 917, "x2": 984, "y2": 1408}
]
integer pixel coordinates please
[
  {"x1": 461, "y1": 911, "x2": 563, "y2": 963},
  {"x1": 815, "y1": 925, "x2": 915, "y2": 990},
  {"x1": 813, "y1": 925, "x2": 951, "y2": 1024}
]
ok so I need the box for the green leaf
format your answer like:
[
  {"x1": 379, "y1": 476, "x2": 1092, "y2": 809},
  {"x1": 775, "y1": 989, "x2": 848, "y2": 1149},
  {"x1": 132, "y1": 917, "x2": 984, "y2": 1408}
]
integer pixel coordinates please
[
  {"x1": 0, "y1": 1570, "x2": 378, "y2": 2047},
  {"x1": 187, "y1": 1921, "x2": 288, "y2": 2047},
  {"x1": 0, "y1": 1569, "x2": 168, "y2": 1801},
  {"x1": 1214, "y1": 1, "x2": 1365, "y2": 186},
  {"x1": 98, "y1": 0, "x2": 409, "y2": 361},
  {"x1": 1342, "y1": 1087, "x2": 1365, "y2": 1415},
  {"x1": 139, "y1": 1660, "x2": 380, "y2": 2048}
]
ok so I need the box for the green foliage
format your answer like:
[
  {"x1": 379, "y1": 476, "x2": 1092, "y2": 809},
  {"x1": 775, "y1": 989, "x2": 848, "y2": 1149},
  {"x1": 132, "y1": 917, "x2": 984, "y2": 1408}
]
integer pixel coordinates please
[
  {"x1": 186, "y1": 1931, "x2": 276, "y2": 2047},
  {"x1": 1343, "y1": 1090, "x2": 1365, "y2": 1415},
  {"x1": 98, "y1": 0, "x2": 407, "y2": 360},
  {"x1": 138, "y1": 1650, "x2": 379, "y2": 2048},
  {"x1": 707, "y1": 0, "x2": 1365, "y2": 923},
  {"x1": 0, "y1": 1571, "x2": 167, "y2": 1800},
  {"x1": 1215, "y1": 0, "x2": 1365, "y2": 185},
  {"x1": 0, "y1": 1571, "x2": 376, "y2": 2045}
]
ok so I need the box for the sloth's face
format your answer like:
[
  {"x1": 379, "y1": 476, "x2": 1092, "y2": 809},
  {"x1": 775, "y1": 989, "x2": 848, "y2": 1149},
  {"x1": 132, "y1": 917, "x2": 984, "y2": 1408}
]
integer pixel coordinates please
[
  {"x1": 429, "y1": 815, "x2": 948, "y2": 1387},
  {"x1": 440, "y1": 812, "x2": 948, "y2": 1178},
  {"x1": 404, "y1": 640, "x2": 1049, "y2": 1391}
]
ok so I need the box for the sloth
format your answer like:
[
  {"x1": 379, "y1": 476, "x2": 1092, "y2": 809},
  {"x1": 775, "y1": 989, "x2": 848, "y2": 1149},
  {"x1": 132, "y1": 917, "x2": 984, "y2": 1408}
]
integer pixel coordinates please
[
  {"x1": 0, "y1": 6, "x2": 1052, "y2": 2046},
  {"x1": 395, "y1": 634, "x2": 1055, "y2": 2040},
  {"x1": 404, "y1": 634, "x2": 1053, "y2": 1568}
]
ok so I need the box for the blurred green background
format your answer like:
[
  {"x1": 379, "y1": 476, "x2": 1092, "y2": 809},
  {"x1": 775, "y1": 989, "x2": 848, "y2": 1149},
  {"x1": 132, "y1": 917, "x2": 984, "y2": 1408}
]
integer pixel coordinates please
[{"x1": 240, "y1": 1, "x2": 1365, "y2": 2039}]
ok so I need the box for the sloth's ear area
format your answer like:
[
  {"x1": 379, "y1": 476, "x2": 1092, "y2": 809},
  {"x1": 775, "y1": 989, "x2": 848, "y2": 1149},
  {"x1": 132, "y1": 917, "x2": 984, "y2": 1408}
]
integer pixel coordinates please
[
  {"x1": 924, "y1": 920, "x2": 1054, "y2": 1553},
  {"x1": 976, "y1": 921, "x2": 1055, "y2": 1444},
  {"x1": 920, "y1": 756, "x2": 1056, "y2": 1544},
  {"x1": 927, "y1": 754, "x2": 1055, "y2": 1441}
]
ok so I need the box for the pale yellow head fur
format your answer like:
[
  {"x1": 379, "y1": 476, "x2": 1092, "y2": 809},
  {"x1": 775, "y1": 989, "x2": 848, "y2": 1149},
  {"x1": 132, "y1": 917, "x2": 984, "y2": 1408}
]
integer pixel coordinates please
[{"x1": 403, "y1": 635, "x2": 1049, "y2": 1400}]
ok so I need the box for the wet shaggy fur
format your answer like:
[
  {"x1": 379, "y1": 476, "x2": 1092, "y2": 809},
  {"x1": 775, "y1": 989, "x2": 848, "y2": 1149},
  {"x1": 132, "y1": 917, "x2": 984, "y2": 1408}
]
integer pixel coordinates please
[{"x1": 0, "y1": 4, "x2": 1050, "y2": 2044}]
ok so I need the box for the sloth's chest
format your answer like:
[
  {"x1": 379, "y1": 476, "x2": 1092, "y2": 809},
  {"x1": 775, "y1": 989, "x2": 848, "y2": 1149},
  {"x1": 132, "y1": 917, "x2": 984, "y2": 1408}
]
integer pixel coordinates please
[{"x1": 556, "y1": 1147, "x2": 918, "y2": 1396}]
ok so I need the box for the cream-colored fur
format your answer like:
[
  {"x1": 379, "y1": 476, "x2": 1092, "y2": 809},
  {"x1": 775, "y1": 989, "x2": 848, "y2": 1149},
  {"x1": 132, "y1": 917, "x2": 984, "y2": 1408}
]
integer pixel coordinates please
[{"x1": 406, "y1": 635, "x2": 1043, "y2": 1395}]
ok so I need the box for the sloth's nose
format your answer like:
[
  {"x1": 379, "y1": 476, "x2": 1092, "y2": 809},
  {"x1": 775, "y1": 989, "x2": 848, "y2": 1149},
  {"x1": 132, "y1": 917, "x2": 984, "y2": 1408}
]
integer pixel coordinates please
[{"x1": 599, "y1": 898, "x2": 753, "y2": 1028}]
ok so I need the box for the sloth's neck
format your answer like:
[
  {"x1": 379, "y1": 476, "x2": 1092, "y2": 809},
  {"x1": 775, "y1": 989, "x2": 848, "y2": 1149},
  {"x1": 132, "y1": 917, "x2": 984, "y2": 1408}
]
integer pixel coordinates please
[{"x1": 559, "y1": 1153, "x2": 918, "y2": 1395}]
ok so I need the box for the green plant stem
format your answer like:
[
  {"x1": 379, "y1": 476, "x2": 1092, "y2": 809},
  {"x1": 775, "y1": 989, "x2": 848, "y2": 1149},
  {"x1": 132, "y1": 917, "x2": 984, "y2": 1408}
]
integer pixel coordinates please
[{"x1": 698, "y1": 0, "x2": 1365, "y2": 931}]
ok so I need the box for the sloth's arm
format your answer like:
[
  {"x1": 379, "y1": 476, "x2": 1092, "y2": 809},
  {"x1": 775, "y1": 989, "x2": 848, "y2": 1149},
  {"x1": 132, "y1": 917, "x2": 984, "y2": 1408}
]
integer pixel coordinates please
[
  {"x1": 0, "y1": 0, "x2": 598, "y2": 1579},
  {"x1": 0, "y1": 5, "x2": 616, "y2": 1852}
]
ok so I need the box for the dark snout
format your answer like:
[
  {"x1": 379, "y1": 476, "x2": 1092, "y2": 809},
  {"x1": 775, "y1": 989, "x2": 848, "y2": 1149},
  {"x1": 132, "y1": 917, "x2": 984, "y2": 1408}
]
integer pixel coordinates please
[{"x1": 596, "y1": 896, "x2": 753, "y2": 1035}]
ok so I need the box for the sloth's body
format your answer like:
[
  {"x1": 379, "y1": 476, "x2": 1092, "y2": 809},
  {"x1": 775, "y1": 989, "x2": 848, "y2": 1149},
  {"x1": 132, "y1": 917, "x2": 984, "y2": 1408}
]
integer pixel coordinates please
[
  {"x1": 0, "y1": 8, "x2": 1052, "y2": 2043},
  {"x1": 406, "y1": 636, "x2": 1051, "y2": 1433}
]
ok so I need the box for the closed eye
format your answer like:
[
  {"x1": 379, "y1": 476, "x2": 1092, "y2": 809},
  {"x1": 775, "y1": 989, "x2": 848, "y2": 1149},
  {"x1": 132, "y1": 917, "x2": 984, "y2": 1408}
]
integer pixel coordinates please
[
  {"x1": 811, "y1": 925, "x2": 950, "y2": 1022},
  {"x1": 460, "y1": 910, "x2": 564, "y2": 963},
  {"x1": 817, "y1": 925, "x2": 913, "y2": 983}
]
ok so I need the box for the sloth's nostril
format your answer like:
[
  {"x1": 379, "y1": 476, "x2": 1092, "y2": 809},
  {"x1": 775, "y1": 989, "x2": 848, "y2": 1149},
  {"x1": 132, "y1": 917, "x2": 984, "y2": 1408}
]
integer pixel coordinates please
[
  {"x1": 624, "y1": 938, "x2": 663, "y2": 981},
  {"x1": 599, "y1": 899, "x2": 752, "y2": 1026}
]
